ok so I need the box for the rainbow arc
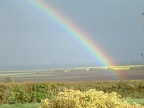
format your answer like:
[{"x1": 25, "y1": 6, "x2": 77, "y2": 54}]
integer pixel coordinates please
[{"x1": 27, "y1": 0, "x2": 114, "y2": 66}]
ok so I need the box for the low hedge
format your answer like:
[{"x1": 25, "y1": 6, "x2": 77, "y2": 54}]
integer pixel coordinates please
[{"x1": 0, "y1": 80, "x2": 144, "y2": 104}]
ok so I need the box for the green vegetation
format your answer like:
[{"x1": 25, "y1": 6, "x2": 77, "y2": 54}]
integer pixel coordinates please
[
  {"x1": 0, "y1": 103, "x2": 41, "y2": 108},
  {"x1": 0, "y1": 98, "x2": 144, "y2": 108},
  {"x1": 127, "y1": 98, "x2": 144, "y2": 106},
  {"x1": 0, "y1": 81, "x2": 144, "y2": 107},
  {"x1": 1, "y1": 80, "x2": 144, "y2": 105},
  {"x1": 40, "y1": 89, "x2": 144, "y2": 108},
  {"x1": 0, "y1": 65, "x2": 144, "y2": 107}
]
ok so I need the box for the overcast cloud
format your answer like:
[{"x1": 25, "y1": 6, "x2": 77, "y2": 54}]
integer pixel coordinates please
[{"x1": 0, "y1": 0, "x2": 144, "y2": 69}]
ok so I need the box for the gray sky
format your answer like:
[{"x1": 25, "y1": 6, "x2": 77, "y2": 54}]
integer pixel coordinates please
[{"x1": 0, "y1": 0, "x2": 144, "y2": 68}]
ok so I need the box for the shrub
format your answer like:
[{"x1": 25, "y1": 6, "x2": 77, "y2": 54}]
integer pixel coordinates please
[
  {"x1": 1, "y1": 81, "x2": 144, "y2": 105},
  {"x1": 39, "y1": 89, "x2": 144, "y2": 108},
  {"x1": 7, "y1": 84, "x2": 29, "y2": 104},
  {"x1": 32, "y1": 83, "x2": 49, "y2": 102},
  {"x1": 4, "y1": 76, "x2": 14, "y2": 83},
  {"x1": 0, "y1": 83, "x2": 8, "y2": 104}
]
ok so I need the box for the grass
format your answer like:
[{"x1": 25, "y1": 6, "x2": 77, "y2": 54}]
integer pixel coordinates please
[
  {"x1": 126, "y1": 98, "x2": 144, "y2": 106},
  {"x1": 0, "y1": 103, "x2": 41, "y2": 108},
  {"x1": 0, "y1": 99, "x2": 144, "y2": 108}
]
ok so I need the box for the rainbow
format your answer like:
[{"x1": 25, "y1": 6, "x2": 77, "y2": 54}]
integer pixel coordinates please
[{"x1": 27, "y1": 0, "x2": 114, "y2": 66}]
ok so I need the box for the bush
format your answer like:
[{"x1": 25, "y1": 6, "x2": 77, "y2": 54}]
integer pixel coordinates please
[
  {"x1": 7, "y1": 83, "x2": 32, "y2": 104},
  {"x1": 4, "y1": 76, "x2": 14, "y2": 83},
  {"x1": 39, "y1": 89, "x2": 144, "y2": 108},
  {"x1": 1, "y1": 81, "x2": 144, "y2": 104},
  {"x1": 0, "y1": 83, "x2": 8, "y2": 105}
]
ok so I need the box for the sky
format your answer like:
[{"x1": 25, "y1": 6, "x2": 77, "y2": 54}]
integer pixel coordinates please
[{"x1": 0, "y1": 0, "x2": 144, "y2": 69}]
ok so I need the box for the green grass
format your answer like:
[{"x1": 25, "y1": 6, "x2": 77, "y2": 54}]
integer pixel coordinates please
[
  {"x1": 0, "y1": 99, "x2": 144, "y2": 108},
  {"x1": 0, "y1": 103, "x2": 41, "y2": 108},
  {"x1": 127, "y1": 98, "x2": 144, "y2": 106}
]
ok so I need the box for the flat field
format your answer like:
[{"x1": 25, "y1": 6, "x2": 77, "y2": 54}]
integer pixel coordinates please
[{"x1": 0, "y1": 65, "x2": 144, "y2": 83}]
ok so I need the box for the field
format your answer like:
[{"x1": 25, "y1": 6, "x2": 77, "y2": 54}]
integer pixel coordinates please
[
  {"x1": 0, "y1": 65, "x2": 144, "y2": 82},
  {"x1": 0, "y1": 65, "x2": 144, "y2": 107}
]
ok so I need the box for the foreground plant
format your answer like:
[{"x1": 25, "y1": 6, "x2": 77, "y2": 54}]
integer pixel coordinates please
[{"x1": 39, "y1": 89, "x2": 144, "y2": 108}]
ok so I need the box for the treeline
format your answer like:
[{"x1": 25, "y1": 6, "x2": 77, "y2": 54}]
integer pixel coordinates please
[
  {"x1": 54, "y1": 66, "x2": 144, "y2": 72},
  {"x1": 130, "y1": 66, "x2": 144, "y2": 70},
  {"x1": 1, "y1": 80, "x2": 144, "y2": 105}
]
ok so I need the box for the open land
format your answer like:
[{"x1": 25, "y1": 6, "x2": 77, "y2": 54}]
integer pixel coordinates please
[{"x1": 0, "y1": 65, "x2": 144, "y2": 82}]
